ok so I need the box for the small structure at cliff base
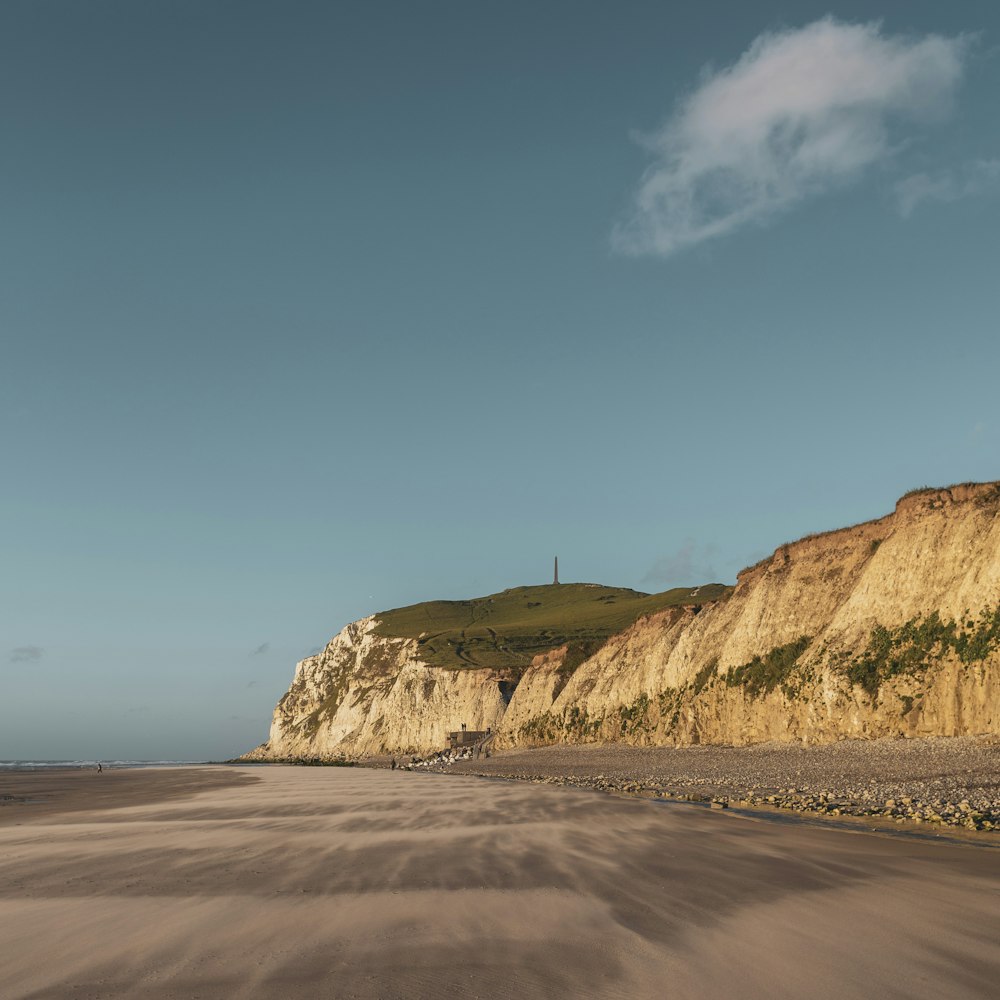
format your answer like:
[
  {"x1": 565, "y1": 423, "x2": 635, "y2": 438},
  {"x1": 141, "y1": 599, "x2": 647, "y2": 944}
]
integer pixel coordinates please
[{"x1": 446, "y1": 724, "x2": 489, "y2": 750}]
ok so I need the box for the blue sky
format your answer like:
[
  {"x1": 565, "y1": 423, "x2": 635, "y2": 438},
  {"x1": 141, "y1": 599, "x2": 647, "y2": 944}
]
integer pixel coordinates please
[{"x1": 3, "y1": 1, "x2": 998, "y2": 760}]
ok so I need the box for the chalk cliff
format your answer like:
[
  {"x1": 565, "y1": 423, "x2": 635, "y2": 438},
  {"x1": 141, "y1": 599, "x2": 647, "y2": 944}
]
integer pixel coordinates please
[{"x1": 243, "y1": 483, "x2": 1000, "y2": 759}]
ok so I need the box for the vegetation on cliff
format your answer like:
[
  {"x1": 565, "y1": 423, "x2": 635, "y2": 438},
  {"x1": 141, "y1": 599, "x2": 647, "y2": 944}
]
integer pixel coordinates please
[
  {"x1": 372, "y1": 582, "x2": 730, "y2": 669},
  {"x1": 843, "y1": 604, "x2": 1000, "y2": 698},
  {"x1": 725, "y1": 637, "x2": 813, "y2": 698}
]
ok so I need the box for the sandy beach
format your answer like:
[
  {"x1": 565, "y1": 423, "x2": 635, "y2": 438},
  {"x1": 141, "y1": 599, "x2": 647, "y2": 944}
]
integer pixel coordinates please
[{"x1": 2, "y1": 765, "x2": 998, "y2": 999}]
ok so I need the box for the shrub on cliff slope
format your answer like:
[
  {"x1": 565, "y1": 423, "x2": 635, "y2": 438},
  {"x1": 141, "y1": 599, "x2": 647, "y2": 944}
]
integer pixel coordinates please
[
  {"x1": 846, "y1": 604, "x2": 1000, "y2": 698},
  {"x1": 725, "y1": 637, "x2": 812, "y2": 698}
]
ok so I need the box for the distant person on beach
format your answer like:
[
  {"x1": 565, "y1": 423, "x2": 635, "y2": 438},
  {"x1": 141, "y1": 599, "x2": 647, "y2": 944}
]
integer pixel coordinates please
[
  {"x1": 390, "y1": 758, "x2": 397, "y2": 771},
  {"x1": 97, "y1": 763, "x2": 102, "y2": 773}
]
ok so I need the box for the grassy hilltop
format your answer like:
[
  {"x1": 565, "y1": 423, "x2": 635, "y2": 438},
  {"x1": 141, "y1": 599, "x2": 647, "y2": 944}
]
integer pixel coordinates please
[{"x1": 372, "y1": 582, "x2": 731, "y2": 670}]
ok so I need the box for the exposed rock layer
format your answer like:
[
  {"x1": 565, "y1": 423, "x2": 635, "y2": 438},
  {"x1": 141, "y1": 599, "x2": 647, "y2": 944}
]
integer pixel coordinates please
[{"x1": 244, "y1": 484, "x2": 1000, "y2": 759}]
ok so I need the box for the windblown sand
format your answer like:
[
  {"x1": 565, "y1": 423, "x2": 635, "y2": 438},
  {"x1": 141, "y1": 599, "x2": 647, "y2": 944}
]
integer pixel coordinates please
[{"x1": 2, "y1": 766, "x2": 998, "y2": 999}]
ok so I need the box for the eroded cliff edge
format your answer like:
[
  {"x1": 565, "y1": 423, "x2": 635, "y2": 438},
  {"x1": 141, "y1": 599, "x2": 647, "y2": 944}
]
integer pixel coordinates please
[{"x1": 243, "y1": 483, "x2": 1000, "y2": 759}]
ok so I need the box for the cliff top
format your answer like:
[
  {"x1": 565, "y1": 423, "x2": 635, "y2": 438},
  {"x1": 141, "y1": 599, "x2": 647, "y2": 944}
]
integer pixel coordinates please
[
  {"x1": 737, "y1": 480, "x2": 1000, "y2": 582},
  {"x1": 372, "y1": 581, "x2": 731, "y2": 670}
]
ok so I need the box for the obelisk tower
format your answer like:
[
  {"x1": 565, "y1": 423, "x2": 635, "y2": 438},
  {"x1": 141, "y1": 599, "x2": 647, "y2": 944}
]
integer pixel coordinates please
[{"x1": 553, "y1": 556, "x2": 559, "y2": 585}]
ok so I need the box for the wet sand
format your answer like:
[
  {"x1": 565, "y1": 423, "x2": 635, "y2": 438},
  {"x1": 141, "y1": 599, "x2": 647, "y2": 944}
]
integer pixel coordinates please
[
  {"x1": 0, "y1": 767, "x2": 256, "y2": 824},
  {"x1": 1, "y1": 765, "x2": 998, "y2": 999}
]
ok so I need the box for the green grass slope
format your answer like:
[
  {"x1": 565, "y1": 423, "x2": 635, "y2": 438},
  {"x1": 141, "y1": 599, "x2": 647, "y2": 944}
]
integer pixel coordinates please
[{"x1": 372, "y1": 582, "x2": 731, "y2": 670}]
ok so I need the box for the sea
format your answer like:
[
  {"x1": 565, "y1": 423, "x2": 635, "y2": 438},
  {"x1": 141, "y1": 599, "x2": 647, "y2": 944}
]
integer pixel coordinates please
[{"x1": 0, "y1": 760, "x2": 206, "y2": 771}]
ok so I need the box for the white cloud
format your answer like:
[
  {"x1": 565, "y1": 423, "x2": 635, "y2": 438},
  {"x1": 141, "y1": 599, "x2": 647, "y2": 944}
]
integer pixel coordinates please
[
  {"x1": 643, "y1": 540, "x2": 718, "y2": 587},
  {"x1": 895, "y1": 159, "x2": 1000, "y2": 216},
  {"x1": 613, "y1": 18, "x2": 969, "y2": 257},
  {"x1": 9, "y1": 645, "x2": 43, "y2": 663}
]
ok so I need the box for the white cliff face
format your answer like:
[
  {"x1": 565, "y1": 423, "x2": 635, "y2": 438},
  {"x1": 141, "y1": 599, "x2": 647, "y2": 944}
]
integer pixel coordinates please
[
  {"x1": 245, "y1": 484, "x2": 1000, "y2": 760},
  {"x1": 244, "y1": 617, "x2": 507, "y2": 758}
]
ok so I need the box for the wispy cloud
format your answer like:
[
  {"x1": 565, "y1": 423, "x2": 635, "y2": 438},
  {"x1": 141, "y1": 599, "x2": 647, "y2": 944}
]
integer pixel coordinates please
[
  {"x1": 9, "y1": 645, "x2": 43, "y2": 663},
  {"x1": 250, "y1": 642, "x2": 270, "y2": 657},
  {"x1": 895, "y1": 159, "x2": 1000, "y2": 216},
  {"x1": 643, "y1": 541, "x2": 718, "y2": 588},
  {"x1": 613, "y1": 18, "x2": 969, "y2": 257},
  {"x1": 969, "y1": 420, "x2": 990, "y2": 445}
]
